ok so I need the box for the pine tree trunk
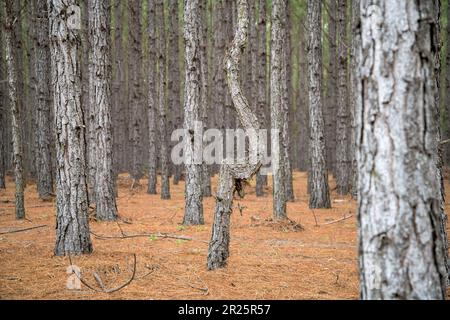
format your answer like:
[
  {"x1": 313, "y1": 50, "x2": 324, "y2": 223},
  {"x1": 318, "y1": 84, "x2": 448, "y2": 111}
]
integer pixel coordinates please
[
  {"x1": 88, "y1": 0, "x2": 117, "y2": 221},
  {"x1": 349, "y1": 0, "x2": 360, "y2": 199},
  {"x1": 128, "y1": 0, "x2": 143, "y2": 184},
  {"x1": 112, "y1": 0, "x2": 124, "y2": 178},
  {"x1": 358, "y1": 0, "x2": 448, "y2": 299},
  {"x1": 446, "y1": 1, "x2": 450, "y2": 165},
  {"x1": 34, "y1": 0, "x2": 53, "y2": 200},
  {"x1": 183, "y1": 0, "x2": 204, "y2": 225},
  {"x1": 168, "y1": 0, "x2": 182, "y2": 186},
  {"x1": 49, "y1": 0, "x2": 92, "y2": 256},
  {"x1": 4, "y1": 0, "x2": 25, "y2": 219},
  {"x1": 200, "y1": 0, "x2": 211, "y2": 198},
  {"x1": 147, "y1": 0, "x2": 158, "y2": 195},
  {"x1": 255, "y1": 0, "x2": 267, "y2": 197},
  {"x1": 325, "y1": 0, "x2": 337, "y2": 174},
  {"x1": 270, "y1": 0, "x2": 287, "y2": 220},
  {"x1": 307, "y1": 0, "x2": 330, "y2": 209},
  {"x1": 207, "y1": 0, "x2": 262, "y2": 270},
  {"x1": 156, "y1": 0, "x2": 170, "y2": 200},
  {"x1": 0, "y1": 1, "x2": 6, "y2": 189},
  {"x1": 335, "y1": 0, "x2": 350, "y2": 195},
  {"x1": 283, "y1": 0, "x2": 294, "y2": 202}
]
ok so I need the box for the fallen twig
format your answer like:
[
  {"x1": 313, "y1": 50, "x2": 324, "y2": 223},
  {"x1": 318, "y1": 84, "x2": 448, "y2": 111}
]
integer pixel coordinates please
[
  {"x1": 90, "y1": 231, "x2": 208, "y2": 243},
  {"x1": 68, "y1": 254, "x2": 137, "y2": 294},
  {"x1": 320, "y1": 214, "x2": 354, "y2": 226},
  {"x1": 0, "y1": 224, "x2": 47, "y2": 235}
]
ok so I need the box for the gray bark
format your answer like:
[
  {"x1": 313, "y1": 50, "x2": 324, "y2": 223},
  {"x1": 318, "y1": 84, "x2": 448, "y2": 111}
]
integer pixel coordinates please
[
  {"x1": 349, "y1": 0, "x2": 360, "y2": 199},
  {"x1": 88, "y1": 0, "x2": 117, "y2": 221},
  {"x1": 255, "y1": 0, "x2": 267, "y2": 197},
  {"x1": 34, "y1": 0, "x2": 53, "y2": 200},
  {"x1": 183, "y1": 0, "x2": 204, "y2": 225},
  {"x1": 4, "y1": 0, "x2": 25, "y2": 219},
  {"x1": 128, "y1": 0, "x2": 143, "y2": 183},
  {"x1": 112, "y1": 0, "x2": 124, "y2": 178},
  {"x1": 307, "y1": 0, "x2": 330, "y2": 209},
  {"x1": 147, "y1": 0, "x2": 157, "y2": 195},
  {"x1": 168, "y1": 0, "x2": 182, "y2": 186},
  {"x1": 325, "y1": 0, "x2": 337, "y2": 173},
  {"x1": 0, "y1": 0, "x2": 6, "y2": 189},
  {"x1": 200, "y1": 0, "x2": 211, "y2": 198},
  {"x1": 49, "y1": 0, "x2": 92, "y2": 256},
  {"x1": 335, "y1": 0, "x2": 350, "y2": 195},
  {"x1": 358, "y1": 0, "x2": 448, "y2": 299},
  {"x1": 207, "y1": 0, "x2": 261, "y2": 270},
  {"x1": 447, "y1": 2, "x2": 450, "y2": 165},
  {"x1": 156, "y1": 0, "x2": 170, "y2": 200},
  {"x1": 270, "y1": 0, "x2": 287, "y2": 219},
  {"x1": 283, "y1": 0, "x2": 294, "y2": 202}
]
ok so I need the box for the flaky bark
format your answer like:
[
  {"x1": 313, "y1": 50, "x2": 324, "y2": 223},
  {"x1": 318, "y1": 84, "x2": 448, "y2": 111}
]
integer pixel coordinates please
[
  {"x1": 358, "y1": 0, "x2": 448, "y2": 299},
  {"x1": 200, "y1": 0, "x2": 211, "y2": 198},
  {"x1": 255, "y1": 0, "x2": 267, "y2": 197},
  {"x1": 335, "y1": 0, "x2": 350, "y2": 195},
  {"x1": 34, "y1": 0, "x2": 53, "y2": 200},
  {"x1": 325, "y1": 0, "x2": 337, "y2": 174},
  {"x1": 283, "y1": 0, "x2": 294, "y2": 202},
  {"x1": 183, "y1": 0, "x2": 204, "y2": 226},
  {"x1": 147, "y1": 0, "x2": 157, "y2": 195},
  {"x1": 207, "y1": 0, "x2": 261, "y2": 270},
  {"x1": 128, "y1": 0, "x2": 143, "y2": 183},
  {"x1": 447, "y1": 2, "x2": 450, "y2": 165},
  {"x1": 88, "y1": 0, "x2": 117, "y2": 221},
  {"x1": 156, "y1": 0, "x2": 170, "y2": 200},
  {"x1": 270, "y1": 0, "x2": 287, "y2": 219},
  {"x1": 349, "y1": 0, "x2": 360, "y2": 199},
  {"x1": 4, "y1": 0, "x2": 25, "y2": 219},
  {"x1": 0, "y1": 0, "x2": 6, "y2": 189},
  {"x1": 307, "y1": 0, "x2": 330, "y2": 209},
  {"x1": 49, "y1": 0, "x2": 92, "y2": 256},
  {"x1": 168, "y1": 0, "x2": 182, "y2": 186}
]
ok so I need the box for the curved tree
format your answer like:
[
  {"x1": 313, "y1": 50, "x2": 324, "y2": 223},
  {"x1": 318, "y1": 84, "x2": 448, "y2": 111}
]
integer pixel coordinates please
[{"x1": 207, "y1": 0, "x2": 262, "y2": 270}]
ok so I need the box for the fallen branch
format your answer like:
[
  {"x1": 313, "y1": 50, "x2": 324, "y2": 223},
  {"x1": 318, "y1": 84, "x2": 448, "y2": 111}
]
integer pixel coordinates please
[
  {"x1": 320, "y1": 214, "x2": 354, "y2": 226},
  {"x1": 68, "y1": 254, "x2": 137, "y2": 294},
  {"x1": 90, "y1": 231, "x2": 208, "y2": 243},
  {"x1": 0, "y1": 224, "x2": 47, "y2": 235}
]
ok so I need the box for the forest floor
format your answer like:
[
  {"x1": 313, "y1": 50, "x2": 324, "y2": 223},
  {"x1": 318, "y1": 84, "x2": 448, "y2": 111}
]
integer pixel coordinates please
[{"x1": 1, "y1": 171, "x2": 449, "y2": 300}]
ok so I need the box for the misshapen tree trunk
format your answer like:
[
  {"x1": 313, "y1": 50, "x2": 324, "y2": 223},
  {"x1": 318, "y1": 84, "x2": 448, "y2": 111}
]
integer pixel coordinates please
[
  {"x1": 34, "y1": 0, "x2": 53, "y2": 200},
  {"x1": 147, "y1": 0, "x2": 157, "y2": 195},
  {"x1": 358, "y1": 0, "x2": 448, "y2": 299},
  {"x1": 4, "y1": 0, "x2": 25, "y2": 219},
  {"x1": 88, "y1": 0, "x2": 117, "y2": 221},
  {"x1": 156, "y1": 0, "x2": 170, "y2": 200},
  {"x1": 207, "y1": 0, "x2": 261, "y2": 270},
  {"x1": 49, "y1": 0, "x2": 92, "y2": 256},
  {"x1": 307, "y1": 0, "x2": 330, "y2": 209},
  {"x1": 270, "y1": 0, "x2": 287, "y2": 219}
]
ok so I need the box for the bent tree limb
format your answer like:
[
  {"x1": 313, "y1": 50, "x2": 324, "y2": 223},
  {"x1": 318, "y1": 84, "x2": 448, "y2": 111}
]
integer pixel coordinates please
[{"x1": 207, "y1": 0, "x2": 261, "y2": 271}]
